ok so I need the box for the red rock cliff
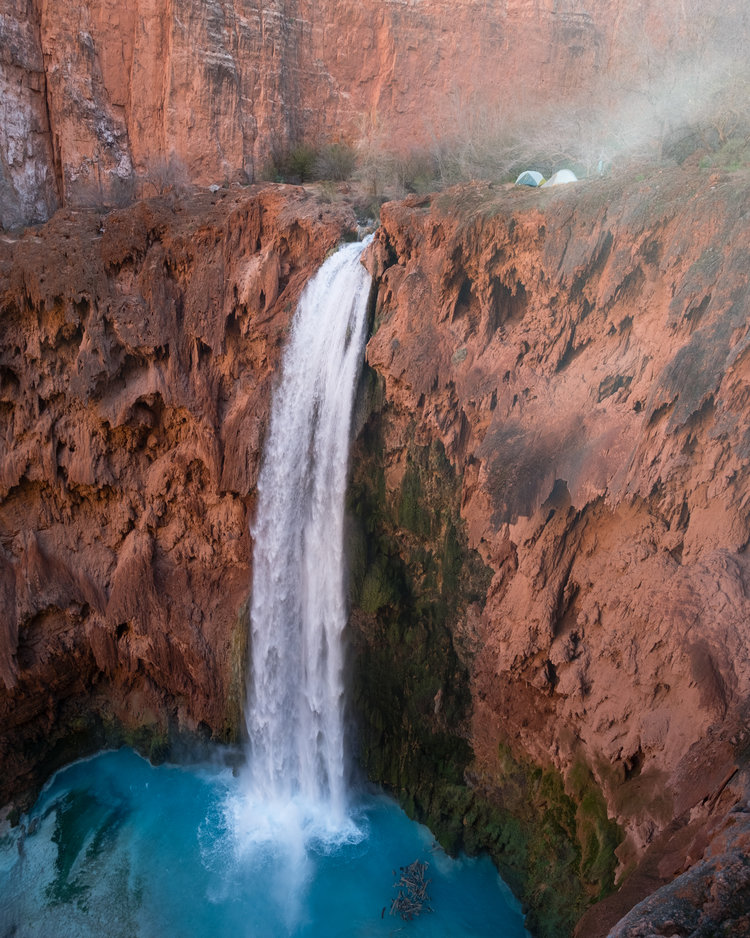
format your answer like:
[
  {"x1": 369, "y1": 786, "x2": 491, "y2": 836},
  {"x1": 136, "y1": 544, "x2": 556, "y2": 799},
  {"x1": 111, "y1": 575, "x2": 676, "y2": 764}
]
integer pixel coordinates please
[
  {"x1": 2, "y1": 165, "x2": 750, "y2": 935},
  {"x1": 364, "y1": 166, "x2": 750, "y2": 934},
  {"x1": 2, "y1": 0, "x2": 746, "y2": 226},
  {"x1": 0, "y1": 184, "x2": 356, "y2": 803}
]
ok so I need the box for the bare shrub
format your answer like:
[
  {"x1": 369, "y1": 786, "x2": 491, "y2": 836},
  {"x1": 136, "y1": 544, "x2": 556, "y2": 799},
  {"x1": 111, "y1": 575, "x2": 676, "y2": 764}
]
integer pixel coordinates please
[
  {"x1": 314, "y1": 142, "x2": 356, "y2": 181},
  {"x1": 141, "y1": 153, "x2": 189, "y2": 198}
]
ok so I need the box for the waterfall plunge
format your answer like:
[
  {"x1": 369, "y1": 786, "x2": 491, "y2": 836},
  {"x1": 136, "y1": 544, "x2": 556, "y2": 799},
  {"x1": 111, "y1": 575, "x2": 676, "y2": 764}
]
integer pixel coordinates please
[
  {"x1": 0, "y1": 239, "x2": 530, "y2": 938},
  {"x1": 237, "y1": 238, "x2": 372, "y2": 852}
]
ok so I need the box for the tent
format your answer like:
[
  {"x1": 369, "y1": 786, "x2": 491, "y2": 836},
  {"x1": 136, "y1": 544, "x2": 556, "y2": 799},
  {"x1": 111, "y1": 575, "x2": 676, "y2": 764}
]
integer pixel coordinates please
[
  {"x1": 542, "y1": 169, "x2": 577, "y2": 187},
  {"x1": 515, "y1": 170, "x2": 545, "y2": 187}
]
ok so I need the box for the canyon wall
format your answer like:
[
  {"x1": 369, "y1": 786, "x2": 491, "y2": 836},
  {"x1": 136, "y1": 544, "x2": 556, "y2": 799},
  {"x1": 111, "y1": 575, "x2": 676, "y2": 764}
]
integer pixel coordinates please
[
  {"x1": 2, "y1": 0, "x2": 746, "y2": 227},
  {"x1": 2, "y1": 164, "x2": 750, "y2": 936},
  {"x1": 0, "y1": 185, "x2": 356, "y2": 803},
  {"x1": 356, "y1": 167, "x2": 750, "y2": 935},
  {"x1": 3, "y1": 0, "x2": 750, "y2": 933}
]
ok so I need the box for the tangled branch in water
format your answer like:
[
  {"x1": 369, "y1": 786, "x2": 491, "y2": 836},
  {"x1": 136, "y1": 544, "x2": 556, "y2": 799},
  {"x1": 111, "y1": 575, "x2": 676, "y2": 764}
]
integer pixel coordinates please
[{"x1": 390, "y1": 860, "x2": 433, "y2": 921}]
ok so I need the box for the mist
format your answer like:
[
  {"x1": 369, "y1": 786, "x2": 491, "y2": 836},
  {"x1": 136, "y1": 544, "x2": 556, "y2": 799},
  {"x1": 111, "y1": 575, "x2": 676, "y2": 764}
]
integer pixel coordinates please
[{"x1": 352, "y1": 1, "x2": 750, "y2": 195}]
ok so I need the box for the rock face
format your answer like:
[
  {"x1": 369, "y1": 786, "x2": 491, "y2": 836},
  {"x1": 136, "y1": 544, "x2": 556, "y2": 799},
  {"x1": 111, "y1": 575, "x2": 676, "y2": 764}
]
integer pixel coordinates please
[
  {"x1": 0, "y1": 184, "x2": 356, "y2": 805},
  {"x1": 360, "y1": 167, "x2": 750, "y2": 934},
  {"x1": 606, "y1": 797, "x2": 750, "y2": 938},
  {"x1": 3, "y1": 0, "x2": 745, "y2": 226},
  {"x1": 3, "y1": 0, "x2": 750, "y2": 932},
  {"x1": 3, "y1": 165, "x2": 750, "y2": 936},
  {"x1": 0, "y1": 0, "x2": 59, "y2": 227}
]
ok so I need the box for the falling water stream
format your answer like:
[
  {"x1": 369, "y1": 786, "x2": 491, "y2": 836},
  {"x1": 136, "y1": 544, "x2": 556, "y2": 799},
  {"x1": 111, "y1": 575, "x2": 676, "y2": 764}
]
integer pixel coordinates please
[
  {"x1": 242, "y1": 237, "x2": 373, "y2": 841},
  {"x1": 0, "y1": 241, "x2": 528, "y2": 937}
]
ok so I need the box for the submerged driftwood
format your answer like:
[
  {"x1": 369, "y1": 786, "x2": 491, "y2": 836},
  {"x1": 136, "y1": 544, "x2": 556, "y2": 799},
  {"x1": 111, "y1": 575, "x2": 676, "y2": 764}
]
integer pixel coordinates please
[{"x1": 390, "y1": 860, "x2": 433, "y2": 920}]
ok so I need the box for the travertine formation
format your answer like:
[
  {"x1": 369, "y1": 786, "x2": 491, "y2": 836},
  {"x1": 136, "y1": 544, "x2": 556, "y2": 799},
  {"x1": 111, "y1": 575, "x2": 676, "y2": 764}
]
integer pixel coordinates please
[
  {"x1": 2, "y1": 168, "x2": 750, "y2": 934},
  {"x1": 3, "y1": 0, "x2": 750, "y2": 933},
  {"x1": 0, "y1": 184, "x2": 356, "y2": 802},
  {"x1": 364, "y1": 169, "x2": 750, "y2": 934}
]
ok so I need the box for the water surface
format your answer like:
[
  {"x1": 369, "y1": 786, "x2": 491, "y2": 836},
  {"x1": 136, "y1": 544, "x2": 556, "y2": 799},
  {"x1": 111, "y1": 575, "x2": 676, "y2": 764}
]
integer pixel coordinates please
[{"x1": 0, "y1": 748, "x2": 529, "y2": 938}]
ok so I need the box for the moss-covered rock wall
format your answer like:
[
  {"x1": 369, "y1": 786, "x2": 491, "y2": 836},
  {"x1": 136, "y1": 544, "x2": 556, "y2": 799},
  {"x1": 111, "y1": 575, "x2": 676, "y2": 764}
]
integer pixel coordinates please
[{"x1": 347, "y1": 372, "x2": 620, "y2": 937}]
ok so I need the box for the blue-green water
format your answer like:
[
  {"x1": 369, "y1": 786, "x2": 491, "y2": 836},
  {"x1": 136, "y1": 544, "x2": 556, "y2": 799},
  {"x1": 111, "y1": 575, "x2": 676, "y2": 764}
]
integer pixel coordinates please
[{"x1": 0, "y1": 749, "x2": 528, "y2": 937}]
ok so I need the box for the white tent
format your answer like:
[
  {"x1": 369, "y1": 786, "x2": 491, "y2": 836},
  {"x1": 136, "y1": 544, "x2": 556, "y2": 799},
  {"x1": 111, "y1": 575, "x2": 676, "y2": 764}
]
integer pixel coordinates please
[
  {"x1": 515, "y1": 170, "x2": 545, "y2": 187},
  {"x1": 542, "y1": 169, "x2": 577, "y2": 187}
]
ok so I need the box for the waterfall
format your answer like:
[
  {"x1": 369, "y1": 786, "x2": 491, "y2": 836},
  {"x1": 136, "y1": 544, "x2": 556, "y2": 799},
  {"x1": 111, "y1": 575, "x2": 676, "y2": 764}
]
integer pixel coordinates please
[{"x1": 240, "y1": 237, "x2": 372, "y2": 846}]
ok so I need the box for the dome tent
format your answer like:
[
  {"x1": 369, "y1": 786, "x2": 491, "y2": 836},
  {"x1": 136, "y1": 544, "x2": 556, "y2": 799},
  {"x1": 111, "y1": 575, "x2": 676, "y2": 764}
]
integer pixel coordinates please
[
  {"x1": 515, "y1": 170, "x2": 545, "y2": 187},
  {"x1": 542, "y1": 169, "x2": 577, "y2": 187}
]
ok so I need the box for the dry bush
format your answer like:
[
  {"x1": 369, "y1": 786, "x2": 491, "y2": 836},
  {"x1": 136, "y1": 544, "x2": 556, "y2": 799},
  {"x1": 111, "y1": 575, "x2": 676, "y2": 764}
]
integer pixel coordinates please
[
  {"x1": 314, "y1": 143, "x2": 356, "y2": 181},
  {"x1": 141, "y1": 153, "x2": 189, "y2": 198}
]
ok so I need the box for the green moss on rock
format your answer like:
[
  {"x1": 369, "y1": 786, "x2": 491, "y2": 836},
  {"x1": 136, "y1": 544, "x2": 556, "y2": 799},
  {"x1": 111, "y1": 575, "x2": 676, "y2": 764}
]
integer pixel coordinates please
[
  {"x1": 347, "y1": 391, "x2": 621, "y2": 937},
  {"x1": 568, "y1": 760, "x2": 622, "y2": 897},
  {"x1": 223, "y1": 597, "x2": 250, "y2": 743},
  {"x1": 348, "y1": 406, "x2": 484, "y2": 847},
  {"x1": 463, "y1": 744, "x2": 621, "y2": 937}
]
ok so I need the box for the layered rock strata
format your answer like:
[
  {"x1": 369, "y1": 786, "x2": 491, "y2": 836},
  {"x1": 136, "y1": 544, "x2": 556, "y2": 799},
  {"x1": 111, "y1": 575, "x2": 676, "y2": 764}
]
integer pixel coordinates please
[{"x1": 2, "y1": 0, "x2": 745, "y2": 225}]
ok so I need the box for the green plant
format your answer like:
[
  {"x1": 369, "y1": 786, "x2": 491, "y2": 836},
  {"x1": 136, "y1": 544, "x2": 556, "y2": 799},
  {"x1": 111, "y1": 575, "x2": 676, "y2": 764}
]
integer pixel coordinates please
[
  {"x1": 314, "y1": 142, "x2": 357, "y2": 181},
  {"x1": 285, "y1": 144, "x2": 317, "y2": 183},
  {"x1": 260, "y1": 143, "x2": 319, "y2": 184}
]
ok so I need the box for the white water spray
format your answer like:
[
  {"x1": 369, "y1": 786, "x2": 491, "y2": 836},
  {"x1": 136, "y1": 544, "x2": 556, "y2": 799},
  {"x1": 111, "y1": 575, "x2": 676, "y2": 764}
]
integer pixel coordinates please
[{"x1": 238, "y1": 237, "x2": 372, "y2": 849}]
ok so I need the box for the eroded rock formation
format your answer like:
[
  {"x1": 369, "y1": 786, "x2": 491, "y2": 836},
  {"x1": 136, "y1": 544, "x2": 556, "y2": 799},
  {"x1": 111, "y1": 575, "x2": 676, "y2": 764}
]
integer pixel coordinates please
[
  {"x1": 0, "y1": 184, "x2": 356, "y2": 804},
  {"x1": 2, "y1": 165, "x2": 750, "y2": 936},
  {"x1": 359, "y1": 168, "x2": 750, "y2": 935}
]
